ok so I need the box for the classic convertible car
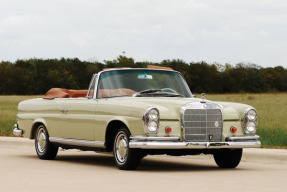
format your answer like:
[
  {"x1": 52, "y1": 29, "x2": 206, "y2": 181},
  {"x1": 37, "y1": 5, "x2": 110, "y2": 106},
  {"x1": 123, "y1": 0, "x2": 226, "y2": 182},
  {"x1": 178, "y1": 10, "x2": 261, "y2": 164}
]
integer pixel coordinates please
[{"x1": 13, "y1": 65, "x2": 261, "y2": 170}]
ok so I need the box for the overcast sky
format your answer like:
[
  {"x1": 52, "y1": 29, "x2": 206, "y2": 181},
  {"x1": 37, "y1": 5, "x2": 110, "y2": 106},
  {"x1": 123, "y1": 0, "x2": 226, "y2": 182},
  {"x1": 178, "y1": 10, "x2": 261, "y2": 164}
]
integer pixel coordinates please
[{"x1": 0, "y1": 0, "x2": 286, "y2": 68}]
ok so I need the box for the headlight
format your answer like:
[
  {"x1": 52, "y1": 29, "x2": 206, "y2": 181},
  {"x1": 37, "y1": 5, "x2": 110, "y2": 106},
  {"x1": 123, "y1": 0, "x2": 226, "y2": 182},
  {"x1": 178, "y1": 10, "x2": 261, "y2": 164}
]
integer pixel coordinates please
[
  {"x1": 243, "y1": 109, "x2": 257, "y2": 134},
  {"x1": 143, "y1": 107, "x2": 160, "y2": 133},
  {"x1": 247, "y1": 110, "x2": 257, "y2": 121},
  {"x1": 147, "y1": 121, "x2": 158, "y2": 132},
  {"x1": 148, "y1": 109, "x2": 159, "y2": 120},
  {"x1": 246, "y1": 122, "x2": 256, "y2": 132}
]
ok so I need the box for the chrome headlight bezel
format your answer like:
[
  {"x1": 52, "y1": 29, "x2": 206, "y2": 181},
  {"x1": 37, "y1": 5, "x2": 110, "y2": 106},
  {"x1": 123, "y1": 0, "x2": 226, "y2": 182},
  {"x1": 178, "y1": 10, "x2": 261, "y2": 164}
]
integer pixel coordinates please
[
  {"x1": 143, "y1": 107, "x2": 160, "y2": 133},
  {"x1": 242, "y1": 108, "x2": 258, "y2": 134}
]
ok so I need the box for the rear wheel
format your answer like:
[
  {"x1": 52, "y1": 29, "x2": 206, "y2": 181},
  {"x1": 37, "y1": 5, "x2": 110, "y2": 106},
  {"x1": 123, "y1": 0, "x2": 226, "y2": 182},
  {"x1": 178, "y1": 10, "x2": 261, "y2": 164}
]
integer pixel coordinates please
[
  {"x1": 113, "y1": 128, "x2": 141, "y2": 170},
  {"x1": 213, "y1": 149, "x2": 242, "y2": 168},
  {"x1": 35, "y1": 124, "x2": 58, "y2": 160}
]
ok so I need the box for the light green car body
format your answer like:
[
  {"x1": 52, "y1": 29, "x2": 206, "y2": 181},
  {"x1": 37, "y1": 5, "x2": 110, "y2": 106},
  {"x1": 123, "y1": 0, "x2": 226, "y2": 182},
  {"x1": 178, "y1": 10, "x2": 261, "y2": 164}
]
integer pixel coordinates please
[
  {"x1": 14, "y1": 68, "x2": 261, "y2": 169},
  {"x1": 17, "y1": 97, "x2": 253, "y2": 143}
]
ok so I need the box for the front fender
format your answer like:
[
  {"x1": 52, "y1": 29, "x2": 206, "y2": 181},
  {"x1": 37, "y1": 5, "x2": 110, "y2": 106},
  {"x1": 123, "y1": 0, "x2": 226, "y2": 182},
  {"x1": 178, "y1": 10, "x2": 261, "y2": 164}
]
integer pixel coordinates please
[{"x1": 106, "y1": 116, "x2": 143, "y2": 136}]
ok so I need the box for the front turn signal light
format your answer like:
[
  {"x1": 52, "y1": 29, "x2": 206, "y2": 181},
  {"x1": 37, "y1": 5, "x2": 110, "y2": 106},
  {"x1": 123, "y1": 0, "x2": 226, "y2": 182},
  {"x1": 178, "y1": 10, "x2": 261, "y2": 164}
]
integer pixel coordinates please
[
  {"x1": 165, "y1": 126, "x2": 172, "y2": 133},
  {"x1": 230, "y1": 126, "x2": 237, "y2": 133}
]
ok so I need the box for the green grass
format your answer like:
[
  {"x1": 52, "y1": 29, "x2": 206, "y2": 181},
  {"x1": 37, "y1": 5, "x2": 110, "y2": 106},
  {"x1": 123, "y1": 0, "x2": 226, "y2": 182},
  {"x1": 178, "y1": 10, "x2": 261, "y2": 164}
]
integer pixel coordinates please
[
  {"x1": 1, "y1": 94, "x2": 286, "y2": 147},
  {"x1": 0, "y1": 96, "x2": 40, "y2": 136}
]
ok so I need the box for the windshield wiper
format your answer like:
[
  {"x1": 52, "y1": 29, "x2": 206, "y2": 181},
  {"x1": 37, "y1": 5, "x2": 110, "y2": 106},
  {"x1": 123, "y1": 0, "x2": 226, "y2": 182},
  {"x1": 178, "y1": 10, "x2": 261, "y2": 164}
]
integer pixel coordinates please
[
  {"x1": 136, "y1": 89, "x2": 184, "y2": 97},
  {"x1": 159, "y1": 92, "x2": 184, "y2": 97},
  {"x1": 138, "y1": 89, "x2": 161, "y2": 94}
]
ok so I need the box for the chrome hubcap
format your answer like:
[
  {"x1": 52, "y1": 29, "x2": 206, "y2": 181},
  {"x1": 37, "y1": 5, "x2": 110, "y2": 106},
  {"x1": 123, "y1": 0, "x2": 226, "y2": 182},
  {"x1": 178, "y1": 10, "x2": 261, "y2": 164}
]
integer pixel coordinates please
[
  {"x1": 37, "y1": 128, "x2": 46, "y2": 153},
  {"x1": 115, "y1": 133, "x2": 128, "y2": 163}
]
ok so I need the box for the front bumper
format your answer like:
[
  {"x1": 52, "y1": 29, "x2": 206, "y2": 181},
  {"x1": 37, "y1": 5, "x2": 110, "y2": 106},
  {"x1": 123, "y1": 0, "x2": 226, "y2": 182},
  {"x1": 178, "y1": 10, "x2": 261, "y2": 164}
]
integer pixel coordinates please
[{"x1": 129, "y1": 135, "x2": 261, "y2": 149}]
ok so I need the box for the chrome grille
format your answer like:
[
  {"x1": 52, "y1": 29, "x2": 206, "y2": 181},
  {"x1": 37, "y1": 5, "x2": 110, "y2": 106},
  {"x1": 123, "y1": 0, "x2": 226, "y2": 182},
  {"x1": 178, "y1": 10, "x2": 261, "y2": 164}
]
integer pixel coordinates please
[{"x1": 182, "y1": 102, "x2": 223, "y2": 142}]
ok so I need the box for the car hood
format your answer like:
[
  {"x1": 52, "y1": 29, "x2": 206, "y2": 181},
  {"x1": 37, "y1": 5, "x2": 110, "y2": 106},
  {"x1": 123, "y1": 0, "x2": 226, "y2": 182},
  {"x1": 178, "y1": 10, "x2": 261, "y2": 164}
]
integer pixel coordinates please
[{"x1": 97, "y1": 97, "x2": 252, "y2": 121}]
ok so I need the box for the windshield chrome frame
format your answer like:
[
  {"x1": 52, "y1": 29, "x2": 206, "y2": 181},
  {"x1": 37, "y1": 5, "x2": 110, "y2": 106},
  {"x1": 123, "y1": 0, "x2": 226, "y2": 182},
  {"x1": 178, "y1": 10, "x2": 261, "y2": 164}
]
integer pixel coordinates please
[
  {"x1": 86, "y1": 74, "x2": 97, "y2": 99},
  {"x1": 92, "y1": 68, "x2": 193, "y2": 99}
]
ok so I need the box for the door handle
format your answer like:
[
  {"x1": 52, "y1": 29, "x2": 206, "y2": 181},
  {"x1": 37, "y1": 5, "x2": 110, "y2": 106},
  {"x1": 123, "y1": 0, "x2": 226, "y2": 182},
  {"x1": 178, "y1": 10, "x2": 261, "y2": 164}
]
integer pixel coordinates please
[{"x1": 60, "y1": 109, "x2": 68, "y2": 113}]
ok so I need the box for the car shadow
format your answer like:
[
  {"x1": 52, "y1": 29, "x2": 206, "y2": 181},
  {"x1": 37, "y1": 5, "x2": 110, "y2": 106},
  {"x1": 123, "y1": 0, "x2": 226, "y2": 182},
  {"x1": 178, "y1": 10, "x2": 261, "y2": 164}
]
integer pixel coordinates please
[
  {"x1": 23, "y1": 153, "x2": 115, "y2": 168},
  {"x1": 56, "y1": 153, "x2": 115, "y2": 168},
  {"x1": 23, "y1": 153, "x2": 247, "y2": 172},
  {"x1": 139, "y1": 159, "x2": 216, "y2": 172}
]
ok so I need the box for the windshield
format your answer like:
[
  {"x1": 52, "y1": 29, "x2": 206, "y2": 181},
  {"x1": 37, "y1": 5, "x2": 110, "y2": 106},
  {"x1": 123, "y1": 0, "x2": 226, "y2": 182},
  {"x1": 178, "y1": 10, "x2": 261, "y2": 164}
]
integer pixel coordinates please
[{"x1": 97, "y1": 69, "x2": 193, "y2": 98}]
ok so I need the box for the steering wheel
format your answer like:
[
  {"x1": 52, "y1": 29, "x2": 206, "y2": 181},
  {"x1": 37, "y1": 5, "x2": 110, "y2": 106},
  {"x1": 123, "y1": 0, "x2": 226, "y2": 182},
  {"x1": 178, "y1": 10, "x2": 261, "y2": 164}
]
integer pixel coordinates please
[{"x1": 161, "y1": 88, "x2": 177, "y2": 94}]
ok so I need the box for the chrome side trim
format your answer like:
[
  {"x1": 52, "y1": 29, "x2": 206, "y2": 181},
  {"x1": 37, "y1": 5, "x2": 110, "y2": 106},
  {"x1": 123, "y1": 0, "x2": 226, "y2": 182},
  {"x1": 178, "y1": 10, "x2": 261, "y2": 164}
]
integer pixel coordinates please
[
  {"x1": 130, "y1": 136, "x2": 180, "y2": 141},
  {"x1": 129, "y1": 140, "x2": 261, "y2": 149},
  {"x1": 226, "y1": 135, "x2": 260, "y2": 141},
  {"x1": 49, "y1": 137, "x2": 105, "y2": 148}
]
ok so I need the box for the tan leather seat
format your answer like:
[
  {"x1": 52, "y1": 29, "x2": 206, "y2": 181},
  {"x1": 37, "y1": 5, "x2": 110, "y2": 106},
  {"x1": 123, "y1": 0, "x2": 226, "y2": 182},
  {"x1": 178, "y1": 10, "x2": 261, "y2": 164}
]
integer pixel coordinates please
[
  {"x1": 98, "y1": 89, "x2": 136, "y2": 98},
  {"x1": 44, "y1": 88, "x2": 88, "y2": 99},
  {"x1": 44, "y1": 88, "x2": 135, "y2": 99}
]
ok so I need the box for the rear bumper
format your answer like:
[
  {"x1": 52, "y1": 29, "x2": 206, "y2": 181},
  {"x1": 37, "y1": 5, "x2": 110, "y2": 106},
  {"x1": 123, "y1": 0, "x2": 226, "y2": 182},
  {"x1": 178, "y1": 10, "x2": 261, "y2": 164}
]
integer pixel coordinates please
[
  {"x1": 13, "y1": 124, "x2": 23, "y2": 137},
  {"x1": 129, "y1": 135, "x2": 261, "y2": 149}
]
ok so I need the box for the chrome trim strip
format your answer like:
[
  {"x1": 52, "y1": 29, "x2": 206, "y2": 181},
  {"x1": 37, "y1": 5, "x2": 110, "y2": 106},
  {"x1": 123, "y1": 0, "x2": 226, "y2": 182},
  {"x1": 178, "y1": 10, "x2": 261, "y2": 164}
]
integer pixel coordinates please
[
  {"x1": 129, "y1": 140, "x2": 261, "y2": 149},
  {"x1": 93, "y1": 72, "x2": 100, "y2": 99},
  {"x1": 130, "y1": 136, "x2": 180, "y2": 141},
  {"x1": 226, "y1": 135, "x2": 260, "y2": 141},
  {"x1": 49, "y1": 137, "x2": 105, "y2": 148}
]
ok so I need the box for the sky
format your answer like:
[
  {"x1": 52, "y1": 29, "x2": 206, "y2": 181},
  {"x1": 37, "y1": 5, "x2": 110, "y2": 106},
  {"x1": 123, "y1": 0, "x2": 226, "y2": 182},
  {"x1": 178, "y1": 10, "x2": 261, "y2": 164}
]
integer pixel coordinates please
[{"x1": 0, "y1": 0, "x2": 287, "y2": 68}]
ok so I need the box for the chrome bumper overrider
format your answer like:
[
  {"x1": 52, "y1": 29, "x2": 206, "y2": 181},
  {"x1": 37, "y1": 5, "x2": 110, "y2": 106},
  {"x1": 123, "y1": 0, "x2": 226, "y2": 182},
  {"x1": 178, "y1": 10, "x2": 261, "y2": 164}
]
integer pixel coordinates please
[
  {"x1": 13, "y1": 124, "x2": 23, "y2": 137},
  {"x1": 129, "y1": 135, "x2": 261, "y2": 149}
]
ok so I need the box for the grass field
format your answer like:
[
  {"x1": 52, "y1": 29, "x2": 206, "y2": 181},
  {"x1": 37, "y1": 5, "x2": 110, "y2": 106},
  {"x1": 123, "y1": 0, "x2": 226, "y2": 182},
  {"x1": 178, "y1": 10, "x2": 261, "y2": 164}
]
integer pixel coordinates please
[
  {"x1": 0, "y1": 96, "x2": 41, "y2": 136},
  {"x1": 0, "y1": 94, "x2": 286, "y2": 148}
]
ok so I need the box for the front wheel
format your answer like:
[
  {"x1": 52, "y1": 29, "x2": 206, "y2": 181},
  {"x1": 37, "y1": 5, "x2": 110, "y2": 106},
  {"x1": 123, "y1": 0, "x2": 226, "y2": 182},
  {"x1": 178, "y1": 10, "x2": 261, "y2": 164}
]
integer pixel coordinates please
[
  {"x1": 113, "y1": 128, "x2": 141, "y2": 170},
  {"x1": 35, "y1": 124, "x2": 58, "y2": 160},
  {"x1": 213, "y1": 149, "x2": 242, "y2": 168}
]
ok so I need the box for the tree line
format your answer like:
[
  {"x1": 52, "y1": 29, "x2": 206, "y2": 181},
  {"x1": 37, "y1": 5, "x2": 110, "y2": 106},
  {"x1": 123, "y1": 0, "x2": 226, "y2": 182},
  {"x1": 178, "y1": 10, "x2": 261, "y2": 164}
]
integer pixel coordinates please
[{"x1": 0, "y1": 56, "x2": 286, "y2": 95}]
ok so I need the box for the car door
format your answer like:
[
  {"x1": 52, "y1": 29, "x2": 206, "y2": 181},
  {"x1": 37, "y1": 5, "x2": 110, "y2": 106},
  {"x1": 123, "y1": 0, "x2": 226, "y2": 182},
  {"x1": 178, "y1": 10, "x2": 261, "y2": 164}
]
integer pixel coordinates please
[
  {"x1": 60, "y1": 98, "x2": 97, "y2": 140},
  {"x1": 43, "y1": 98, "x2": 66, "y2": 138}
]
